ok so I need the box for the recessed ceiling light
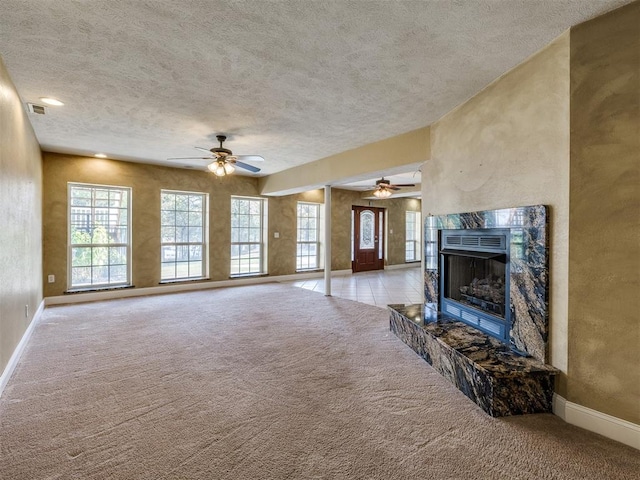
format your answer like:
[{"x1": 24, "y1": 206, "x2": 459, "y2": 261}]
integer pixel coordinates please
[
  {"x1": 39, "y1": 97, "x2": 64, "y2": 106},
  {"x1": 94, "y1": 153, "x2": 107, "y2": 158}
]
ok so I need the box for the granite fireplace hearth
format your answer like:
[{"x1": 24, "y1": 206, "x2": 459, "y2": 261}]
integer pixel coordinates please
[{"x1": 390, "y1": 205, "x2": 558, "y2": 416}]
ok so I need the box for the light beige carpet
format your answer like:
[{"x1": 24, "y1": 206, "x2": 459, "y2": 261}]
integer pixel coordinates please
[{"x1": 1, "y1": 284, "x2": 638, "y2": 479}]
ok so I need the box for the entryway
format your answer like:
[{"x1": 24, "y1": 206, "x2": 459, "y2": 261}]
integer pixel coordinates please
[{"x1": 352, "y1": 206, "x2": 385, "y2": 273}]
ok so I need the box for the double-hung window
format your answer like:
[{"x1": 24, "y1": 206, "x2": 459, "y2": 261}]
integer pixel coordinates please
[
  {"x1": 297, "y1": 202, "x2": 321, "y2": 270},
  {"x1": 68, "y1": 183, "x2": 131, "y2": 289},
  {"x1": 405, "y1": 211, "x2": 421, "y2": 262},
  {"x1": 230, "y1": 196, "x2": 267, "y2": 276},
  {"x1": 160, "y1": 190, "x2": 208, "y2": 281}
]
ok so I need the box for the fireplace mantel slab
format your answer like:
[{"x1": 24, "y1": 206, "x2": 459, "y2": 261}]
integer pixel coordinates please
[{"x1": 389, "y1": 304, "x2": 558, "y2": 417}]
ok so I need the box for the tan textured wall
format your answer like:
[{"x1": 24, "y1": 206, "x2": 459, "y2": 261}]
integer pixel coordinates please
[
  {"x1": 568, "y1": 2, "x2": 640, "y2": 424},
  {"x1": 424, "y1": 34, "x2": 571, "y2": 388},
  {"x1": 43, "y1": 153, "x2": 260, "y2": 297},
  {"x1": 0, "y1": 56, "x2": 43, "y2": 372},
  {"x1": 383, "y1": 197, "x2": 422, "y2": 265},
  {"x1": 42, "y1": 156, "x2": 417, "y2": 296},
  {"x1": 267, "y1": 189, "x2": 325, "y2": 276},
  {"x1": 330, "y1": 189, "x2": 363, "y2": 270},
  {"x1": 269, "y1": 188, "x2": 421, "y2": 273}
]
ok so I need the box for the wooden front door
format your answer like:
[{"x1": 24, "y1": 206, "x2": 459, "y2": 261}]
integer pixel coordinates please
[{"x1": 352, "y1": 206, "x2": 385, "y2": 272}]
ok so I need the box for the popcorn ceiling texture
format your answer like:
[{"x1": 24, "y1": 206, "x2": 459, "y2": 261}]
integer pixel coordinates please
[{"x1": 0, "y1": 0, "x2": 632, "y2": 175}]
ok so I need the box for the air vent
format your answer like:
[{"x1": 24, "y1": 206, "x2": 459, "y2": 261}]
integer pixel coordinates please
[
  {"x1": 27, "y1": 103, "x2": 46, "y2": 115},
  {"x1": 461, "y1": 236, "x2": 479, "y2": 246},
  {"x1": 480, "y1": 236, "x2": 504, "y2": 248},
  {"x1": 441, "y1": 229, "x2": 508, "y2": 254},
  {"x1": 445, "y1": 304, "x2": 460, "y2": 317},
  {"x1": 445, "y1": 236, "x2": 461, "y2": 245},
  {"x1": 479, "y1": 318, "x2": 502, "y2": 336},
  {"x1": 461, "y1": 311, "x2": 479, "y2": 325}
]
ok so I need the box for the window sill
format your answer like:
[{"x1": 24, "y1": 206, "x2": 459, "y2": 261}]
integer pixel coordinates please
[
  {"x1": 159, "y1": 278, "x2": 210, "y2": 284},
  {"x1": 229, "y1": 273, "x2": 268, "y2": 279},
  {"x1": 296, "y1": 268, "x2": 323, "y2": 273},
  {"x1": 65, "y1": 284, "x2": 134, "y2": 294}
]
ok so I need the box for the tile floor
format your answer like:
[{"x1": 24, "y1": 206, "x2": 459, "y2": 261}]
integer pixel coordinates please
[{"x1": 285, "y1": 265, "x2": 424, "y2": 307}]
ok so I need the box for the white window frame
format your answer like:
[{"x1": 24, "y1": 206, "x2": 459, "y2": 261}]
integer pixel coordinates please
[
  {"x1": 160, "y1": 189, "x2": 209, "y2": 282},
  {"x1": 68, "y1": 183, "x2": 131, "y2": 290},
  {"x1": 405, "y1": 210, "x2": 422, "y2": 262},
  {"x1": 296, "y1": 202, "x2": 321, "y2": 271},
  {"x1": 230, "y1": 196, "x2": 268, "y2": 276}
]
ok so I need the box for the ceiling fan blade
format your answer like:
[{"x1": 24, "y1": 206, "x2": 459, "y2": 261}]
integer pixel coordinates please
[
  {"x1": 390, "y1": 183, "x2": 416, "y2": 188},
  {"x1": 194, "y1": 146, "x2": 213, "y2": 154},
  {"x1": 167, "y1": 156, "x2": 213, "y2": 160},
  {"x1": 389, "y1": 186, "x2": 402, "y2": 191},
  {"x1": 237, "y1": 155, "x2": 265, "y2": 162},
  {"x1": 234, "y1": 160, "x2": 261, "y2": 173}
]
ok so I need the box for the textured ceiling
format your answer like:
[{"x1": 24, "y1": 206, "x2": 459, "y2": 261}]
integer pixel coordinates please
[{"x1": 0, "y1": 0, "x2": 631, "y2": 178}]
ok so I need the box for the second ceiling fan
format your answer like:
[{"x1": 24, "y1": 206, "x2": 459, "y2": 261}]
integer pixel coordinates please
[
  {"x1": 366, "y1": 177, "x2": 416, "y2": 198},
  {"x1": 168, "y1": 135, "x2": 263, "y2": 176}
]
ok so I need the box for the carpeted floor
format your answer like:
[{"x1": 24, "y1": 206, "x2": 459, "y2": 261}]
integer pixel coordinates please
[{"x1": 1, "y1": 284, "x2": 638, "y2": 479}]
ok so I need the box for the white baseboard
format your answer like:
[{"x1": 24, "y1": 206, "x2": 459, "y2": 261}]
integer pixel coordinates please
[
  {"x1": 45, "y1": 269, "x2": 353, "y2": 306},
  {"x1": 553, "y1": 394, "x2": 639, "y2": 450},
  {"x1": 385, "y1": 263, "x2": 421, "y2": 270},
  {"x1": 0, "y1": 300, "x2": 45, "y2": 399}
]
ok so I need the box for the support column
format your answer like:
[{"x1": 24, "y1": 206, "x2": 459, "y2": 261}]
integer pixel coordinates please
[{"x1": 324, "y1": 185, "x2": 332, "y2": 296}]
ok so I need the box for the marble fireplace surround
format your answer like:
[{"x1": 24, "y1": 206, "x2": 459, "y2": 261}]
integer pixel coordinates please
[
  {"x1": 389, "y1": 205, "x2": 558, "y2": 417},
  {"x1": 425, "y1": 204, "x2": 549, "y2": 362}
]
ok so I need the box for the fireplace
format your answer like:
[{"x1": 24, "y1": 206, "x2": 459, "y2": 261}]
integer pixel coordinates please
[
  {"x1": 440, "y1": 229, "x2": 510, "y2": 343},
  {"x1": 424, "y1": 205, "x2": 550, "y2": 362},
  {"x1": 388, "y1": 205, "x2": 557, "y2": 416}
]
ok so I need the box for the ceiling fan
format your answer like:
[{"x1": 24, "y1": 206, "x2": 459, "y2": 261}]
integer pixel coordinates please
[
  {"x1": 167, "y1": 135, "x2": 263, "y2": 176},
  {"x1": 367, "y1": 177, "x2": 416, "y2": 198}
]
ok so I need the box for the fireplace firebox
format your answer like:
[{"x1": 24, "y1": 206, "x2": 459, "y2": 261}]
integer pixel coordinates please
[{"x1": 440, "y1": 229, "x2": 511, "y2": 343}]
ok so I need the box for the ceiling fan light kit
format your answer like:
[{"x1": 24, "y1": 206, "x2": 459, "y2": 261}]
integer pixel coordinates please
[
  {"x1": 167, "y1": 135, "x2": 263, "y2": 176},
  {"x1": 207, "y1": 159, "x2": 235, "y2": 177},
  {"x1": 373, "y1": 187, "x2": 393, "y2": 199}
]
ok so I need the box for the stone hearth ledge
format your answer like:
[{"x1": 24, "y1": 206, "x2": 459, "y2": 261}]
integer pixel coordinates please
[{"x1": 389, "y1": 304, "x2": 558, "y2": 417}]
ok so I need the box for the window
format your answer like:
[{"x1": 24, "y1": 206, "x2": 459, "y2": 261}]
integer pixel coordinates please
[
  {"x1": 360, "y1": 210, "x2": 375, "y2": 249},
  {"x1": 297, "y1": 202, "x2": 321, "y2": 270},
  {"x1": 68, "y1": 183, "x2": 131, "y2": 289},
  {"x1": 230, "y1": 197, "x2": 267, "y2": 276},
  {"x1": 161, "y1": 190, "x2": 208, "y2": 281},
  {"x1": 406, "y1": 211, "x2": 421, "y2": 262}
]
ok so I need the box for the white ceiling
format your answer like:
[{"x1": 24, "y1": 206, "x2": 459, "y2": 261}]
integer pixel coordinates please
[{"x1": 0, "y1": 0, "x2": 631, "y2": 185}]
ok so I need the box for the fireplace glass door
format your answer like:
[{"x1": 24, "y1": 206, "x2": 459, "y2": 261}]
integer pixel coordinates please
[{"x1": 443, "y1": 253, "x2": 506, "y2": 318}]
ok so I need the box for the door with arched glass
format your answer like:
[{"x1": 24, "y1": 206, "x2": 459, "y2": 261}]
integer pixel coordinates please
[{"x1": 352, "y1": 206, "x2": 385, "y2": 272}]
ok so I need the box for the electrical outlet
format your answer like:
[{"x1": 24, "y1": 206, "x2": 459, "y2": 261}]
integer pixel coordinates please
[
  {"x1": 48, "y1": 274, "x2": 55, "y2": 283},
  {"x1": 25, "y1": 305, "x2": 29, "y2": 318},
  {"x1": 274, "y1": 232, "x2": 280, "y2": 238}
]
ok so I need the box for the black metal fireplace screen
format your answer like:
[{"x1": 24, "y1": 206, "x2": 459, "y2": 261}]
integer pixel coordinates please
[{"x1": 440, "y1": 229, "x2": 511, "y2": 342}]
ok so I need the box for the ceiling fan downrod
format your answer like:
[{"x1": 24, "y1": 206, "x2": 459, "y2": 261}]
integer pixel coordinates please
[{"x1": 213, "y1": 135, "x2": 232, "y2": 156}]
